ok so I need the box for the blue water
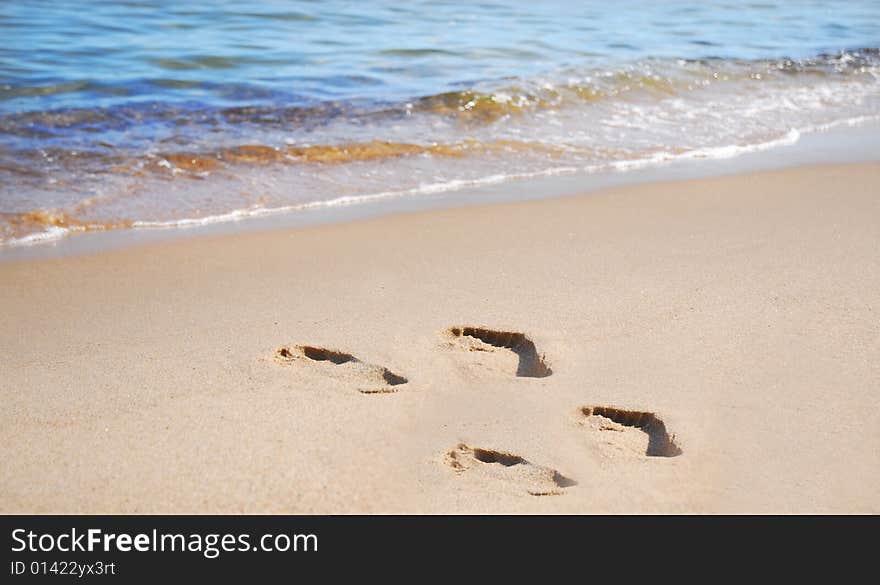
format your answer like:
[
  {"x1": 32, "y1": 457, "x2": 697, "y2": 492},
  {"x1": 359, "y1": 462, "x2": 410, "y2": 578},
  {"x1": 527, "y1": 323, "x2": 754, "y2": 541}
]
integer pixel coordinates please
[
  {"x1": 1, "y1": 1, "x2": 879, "y2": 244},
  {"x1": 3, "y1": 0, "x2": 879, "y2": 111}
]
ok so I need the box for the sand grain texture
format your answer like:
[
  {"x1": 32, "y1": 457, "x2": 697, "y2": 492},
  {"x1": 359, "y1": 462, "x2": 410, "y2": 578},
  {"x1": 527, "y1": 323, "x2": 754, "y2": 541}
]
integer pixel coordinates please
[{"x1": 1, "y1": 163, "x2": 878, "y2": 513}]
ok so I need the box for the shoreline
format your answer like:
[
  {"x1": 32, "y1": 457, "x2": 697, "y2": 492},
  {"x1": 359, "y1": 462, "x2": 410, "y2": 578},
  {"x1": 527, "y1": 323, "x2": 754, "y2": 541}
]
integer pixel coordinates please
[
  {"x1": 3, "y1": 120, "x2": 880, "y2": 263},
  {"x1": 1, "y1": 162, "x2": 878, "y2": 513}
]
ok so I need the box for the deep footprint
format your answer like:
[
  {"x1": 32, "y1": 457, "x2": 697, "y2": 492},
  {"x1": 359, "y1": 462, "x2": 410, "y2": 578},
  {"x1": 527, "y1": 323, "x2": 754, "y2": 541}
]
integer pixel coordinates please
[
  {"x1": 445, "y1": 443, "x2": 576, "y2": 496},
  {"x1": 448, "y1": 327, "x2": 552, "y2": 378},
  {"x1": 581, "y1": 406, "x2": 682, "y2": 457},
  {"x1": 276, "y1": 345, "x2": 408, "y2": 394}
]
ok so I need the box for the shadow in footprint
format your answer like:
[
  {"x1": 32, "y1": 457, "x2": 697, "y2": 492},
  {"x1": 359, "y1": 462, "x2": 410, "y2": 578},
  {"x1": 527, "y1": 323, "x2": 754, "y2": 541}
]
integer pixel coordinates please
[
  {"x1": 297, "y1": 346, "x2": 357, "y2": 365},
  {"x1": 276, "y1": 345, "x2": 408, "y2": 394},
  {"x1": 581, "y1": 406, "x2": 682, "y2": 457},
  {"x1": 471, "y1": 447, "x2": 525, "y2": 467},
  {"x1": 448, "y1": 327, "x2": 552, "y2": 378},
  {"x1": 445, "y1": 444, "x2": 575, "y2": 496}
]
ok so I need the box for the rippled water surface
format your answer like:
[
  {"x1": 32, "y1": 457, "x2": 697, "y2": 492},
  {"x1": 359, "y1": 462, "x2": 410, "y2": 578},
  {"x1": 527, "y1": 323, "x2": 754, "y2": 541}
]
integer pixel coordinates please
[{"x1": 2, "y1": 1, "x2": 879, "y2": 244}]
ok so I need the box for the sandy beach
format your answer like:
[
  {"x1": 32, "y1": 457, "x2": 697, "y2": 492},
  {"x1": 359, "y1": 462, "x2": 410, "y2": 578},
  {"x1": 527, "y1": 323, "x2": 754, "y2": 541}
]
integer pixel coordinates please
[{"x1": 1, "y1": 162, "x2": 878, "y2": 514}]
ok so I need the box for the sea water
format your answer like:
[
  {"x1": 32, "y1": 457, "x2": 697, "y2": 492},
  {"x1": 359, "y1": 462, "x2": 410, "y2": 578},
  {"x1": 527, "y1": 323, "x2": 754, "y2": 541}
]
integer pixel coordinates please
[{"x1": 1, "y1": 0, "x2": 878, "y2": 245}]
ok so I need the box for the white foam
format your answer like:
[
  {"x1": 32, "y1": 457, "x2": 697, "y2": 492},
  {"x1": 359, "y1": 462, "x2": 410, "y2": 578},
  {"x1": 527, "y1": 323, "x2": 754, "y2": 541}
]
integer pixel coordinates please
[
  {"x1": 5, "y1": 226, "x2": 72, "y2": 247},
  {"x1": 609, "y1": 129, "x2": 802, "y2": 171},
  {"x1": 3, "y1": 111, "x2": 878, "y2": 248},
  {"x1": 126, "y1": 167, "x2": 584, "y2": 232},
  {"x1": 125, "y1": 115, "x2": 871, "y2": 237},
  {"x1": 132, "y1": 206, "x2": 299, "y2": 230},
  {"x1": 800, "y1": 113, "x2": 880, "y2": 134}
]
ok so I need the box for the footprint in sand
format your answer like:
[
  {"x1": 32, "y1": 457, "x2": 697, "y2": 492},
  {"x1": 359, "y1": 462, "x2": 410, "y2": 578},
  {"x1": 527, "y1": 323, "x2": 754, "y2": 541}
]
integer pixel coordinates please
[
  {"x1": 275, "y1": 345, "x2": 408, "y2": 394},
  {"x1": 579, "y1": 406, "x2": 682, "y2": 457},
  {"x1": 444, "y1": 443, "x2": 576, "y2": 496},
  {"x1": 445, "y1": 327, "x2": 552, "y2": 378}
]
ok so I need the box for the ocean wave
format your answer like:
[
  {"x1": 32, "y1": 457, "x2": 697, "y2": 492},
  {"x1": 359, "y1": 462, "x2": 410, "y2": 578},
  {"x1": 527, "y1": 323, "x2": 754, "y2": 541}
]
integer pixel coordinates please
[
  {"x1": 2, "y1": 48, "x2": 879, "y2": 248},
  {"x1": 12, "y1": 113, "x2": 880, "y2": 248}
]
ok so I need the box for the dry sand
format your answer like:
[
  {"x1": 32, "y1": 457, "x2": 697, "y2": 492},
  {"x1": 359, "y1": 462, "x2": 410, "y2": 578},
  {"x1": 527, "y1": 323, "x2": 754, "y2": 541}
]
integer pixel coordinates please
[{"x1": 1, "y1": 162, "x2": 878, "y2": 513}]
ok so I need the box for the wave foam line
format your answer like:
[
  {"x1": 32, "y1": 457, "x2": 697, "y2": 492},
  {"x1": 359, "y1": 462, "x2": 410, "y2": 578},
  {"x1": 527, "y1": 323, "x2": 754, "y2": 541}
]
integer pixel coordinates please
[
  {"x1": 5, "y1": 226, "x2": 72, "y2": 246},
  {"x1": 128, "y1": 166, "x2": 583, "y2": 232},
  {"x1": 5, "y1": 114, "x2": 879, "y2": 247}
]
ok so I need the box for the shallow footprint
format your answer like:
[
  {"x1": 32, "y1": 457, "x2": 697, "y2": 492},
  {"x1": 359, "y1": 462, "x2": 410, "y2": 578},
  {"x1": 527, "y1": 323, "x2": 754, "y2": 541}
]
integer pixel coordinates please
[
  {"x1": 446, "y1": 327, "x2": 552, "y2": 378},
  {"x1": 444, "y1": 443, "x2": 575, "y2": 496},
  {"x1": 580, "y1": 406, "x2": 682, "y2": 457},
  {"x1": 276, "y1": 345, "x2": 408, "y2": 394}
]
